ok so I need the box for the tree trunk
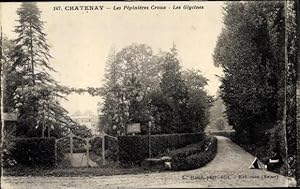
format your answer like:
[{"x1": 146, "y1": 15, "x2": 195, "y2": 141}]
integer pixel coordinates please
[
  {"x1": 29, "y1": 20, "x2": 35, "y2": 85},
  {"x1": 295, "y1": 0, "x2": 300, "y2": 186}
]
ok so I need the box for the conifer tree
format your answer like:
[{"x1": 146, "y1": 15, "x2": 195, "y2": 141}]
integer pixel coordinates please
[
  {"x1": 8, "y1": 2, "x2": 73, "y2": 137},
  {"x1": 158, "y1": 46, "x2": 190, "y2": 133}
]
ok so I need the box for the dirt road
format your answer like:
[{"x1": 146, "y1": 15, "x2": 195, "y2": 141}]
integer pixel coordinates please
[{"x1": 1, "y1": 136, "x2": 292, "y2": 188}]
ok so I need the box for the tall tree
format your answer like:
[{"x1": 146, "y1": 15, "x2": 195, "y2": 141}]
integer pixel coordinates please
[
  {"x1": 101, "y1": 44, "x2": 163, "y2": 136},
  {"x1": 214, "y1": 1, "x2": 285, "y2": 143},
  {"x1": 7, "y1": 2, "x2": 74, "y2": 137},
  {"x1": 295, "y1": 0, "x2": 300, "y2": 185},
  {"x1": 155, "y1": 46, "x2": 190, "y2": 133},
  {"x1": 286, "y1": 0, "x2": 298, "y2": 178},
  {"x1": 1, "y1": 37, "x2": 18, "y2": 113},
  {"x1": 102, "y1": 44, "x2": 212, "y2": 135},
  {"x1": 182, "y1": 69, "x2": 213, "y2": 133},
  {"x1": 214, "y1": 1, "x2": 294, "y2": 176}
]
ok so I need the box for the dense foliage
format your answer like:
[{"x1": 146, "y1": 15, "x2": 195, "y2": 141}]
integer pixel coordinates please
[
  {"x1": 214, "y1": 2, "x2": 285, "y2": 143},
  {"x1": 2, "y1": 2, "x2": 75, "y2": 138},
  {"x1": 9, "y1": 137, "x2": 56, "y2": 167},
  {"x1": 165, "y1": 136, "x2": 217, "y2": 171},
  {"x1": 118, "y1": 133, "x2": 203, "y2": 165},
  {"x1": 286, "y1": 0, "x2": 298, "y2": 177},
  {"x1": 102, "y1": 44, "x2": 212, "y2": 135},
  {"x1": 101, "y1": 44, "x2": 163, "y2": 136},
  {"x1": 152, "y1": 47, "x2": 212, "y2": 133},
  {"x1": 155, "y1": 47, "x2": 190, "y2": 133},
  {"x1": 214, "y1": 1, "x2": 297, "y2": 176}
]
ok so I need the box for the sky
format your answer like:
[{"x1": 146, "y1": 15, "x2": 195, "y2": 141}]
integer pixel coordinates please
[{"x1": 1, "y1": 2, "x2": 225, "y2": 116}]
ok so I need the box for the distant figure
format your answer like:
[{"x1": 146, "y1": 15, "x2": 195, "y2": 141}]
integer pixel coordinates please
[
  {"x1": 162, "y1": 156, "x2": 172, "y2": 170},
  {"x1": 164, "y1": 161, "x2": 172, "y2": 170},
  {"x1": 266, "y1": 152, "x2": 282, "y2": 172}
]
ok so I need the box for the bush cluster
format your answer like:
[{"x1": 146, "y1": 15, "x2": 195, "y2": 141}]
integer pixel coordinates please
[
  {"x1": 118, "y1": 133, "x2": 203, "y2": 165},
  {"x1": 167, "y1": 136, "x2": 217, "y2": 171},
  {"x1": 9, "y1": 137, "x2": 57, "y2": 167}
]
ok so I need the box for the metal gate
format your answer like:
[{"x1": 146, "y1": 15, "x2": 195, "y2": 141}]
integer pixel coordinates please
[{"x1": 55, "y1": 130, "x2": 117, "y2": 167}]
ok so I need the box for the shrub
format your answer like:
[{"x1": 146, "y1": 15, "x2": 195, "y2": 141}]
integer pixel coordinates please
[
  {"x1": 2, "y1": 140, "x2": 17, "y2": 167},
  {"x1": 168, "y1": 136, "x2": 217, "y2": 171},
  {"x1": 9, "y1": 137, "x2": 57, "y2": 167},
  {"x1": 118, "y1": 133, "x2": 203, "y2": 165},
  {"x1": 2, "y1": 130, "x2": 17, "y2": 167}
]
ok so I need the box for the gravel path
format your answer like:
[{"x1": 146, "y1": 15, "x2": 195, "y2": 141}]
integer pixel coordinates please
[{"x1": 1, "y1": 136, "x2": 292, "y2": 188}]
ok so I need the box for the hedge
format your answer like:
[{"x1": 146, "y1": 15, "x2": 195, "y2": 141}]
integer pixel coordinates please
[
  {"x1": 57, "y1": 137, "x2": 88, "y2": 154},
  {"x1": 168, "y1": 136, "x2": 217, "y2": 171},
  {"x1": 118, "y1": 133, "x2": 203, "y2": 165},
  {"x1": 9, "y1": 137, "x2": 57, "y2": 167}
]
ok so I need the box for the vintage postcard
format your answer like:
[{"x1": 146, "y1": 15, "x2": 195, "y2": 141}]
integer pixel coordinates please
[{"x1": 0, "y1": 1, "x2": 298, "y2": 188}]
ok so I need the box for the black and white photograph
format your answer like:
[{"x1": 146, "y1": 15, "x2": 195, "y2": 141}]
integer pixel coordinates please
[{"x1": 0, "y1": 1, "x2": 299, "y2": 188}]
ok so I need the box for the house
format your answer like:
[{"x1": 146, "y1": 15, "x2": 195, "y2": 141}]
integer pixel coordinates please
[{"x1": 71, "y1": 115, "x2": 99, "y2": 135}]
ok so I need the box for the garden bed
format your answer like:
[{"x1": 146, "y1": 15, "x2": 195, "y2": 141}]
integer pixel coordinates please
[
  {"x1": 118, "y1": 133, "x2": 204, "y2": 166},
  {"x1": 163, "y1": 136, "x2": 217, "y2": 171}
]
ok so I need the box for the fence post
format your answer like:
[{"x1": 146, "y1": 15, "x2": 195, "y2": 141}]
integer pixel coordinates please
[
  {"x1": 102, "y1": 134, "x2": 105, "y2": 165},
  {"x1": 86, "y1": 138, "x2": 89, "y2": 167},
  {"x1": 148, "y1": 121, "x2": 152, "y2": 158},
  {"x1": 54, "y1": 140, "x2": 57, "y2": 166},
  {"x1": 48, "y1": 125, "x2": 50, "y2": 138},
  {"x1": 42, "y1": 109, "x2": 45, "y2": 138},
  {"x1": 70, "y1": 131, "x2": 73, "y2": 158}
]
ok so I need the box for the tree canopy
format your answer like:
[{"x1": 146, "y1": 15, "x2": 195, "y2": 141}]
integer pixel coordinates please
[
  {"x1": 101, "y1": 44, "x2": 212, "y2": 135},
  {"x1": 214, "y1": 1, "x2": 298, "y2": 176},
  {"x1": 214, "y1": 1, "x2": 285, "y2": 143},
  {"x1": 2, "y1": 2, "x2": 76, "y2": 138}
]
